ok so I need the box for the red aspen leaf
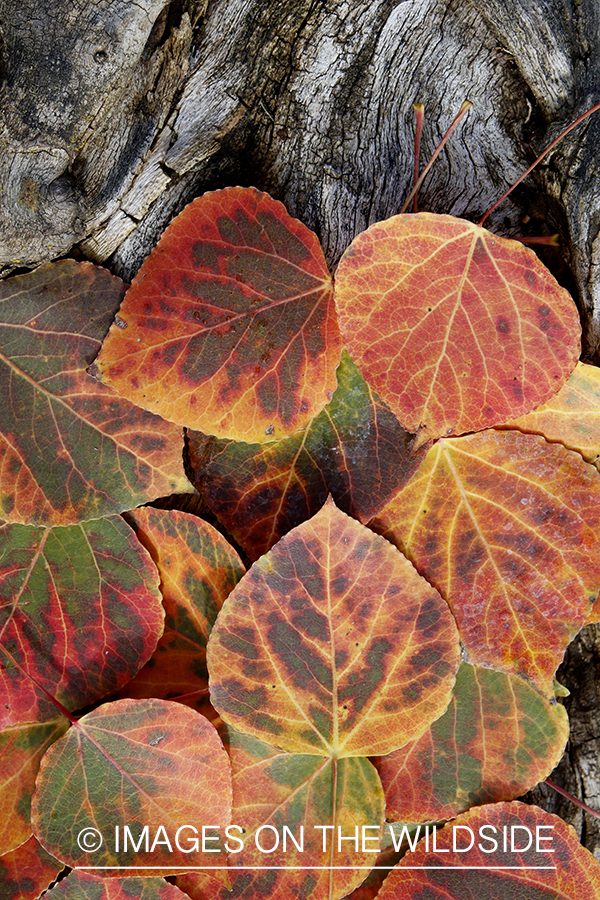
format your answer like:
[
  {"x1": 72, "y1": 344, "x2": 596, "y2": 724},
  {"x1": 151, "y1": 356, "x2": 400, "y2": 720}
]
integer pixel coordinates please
[
  {"x1": 0, "y1": 260, "x2": 191, "y2": 526},
  {"x1": 334, "y1": 213, "x2": 581, "y2": 446},
  {"x1": 118, "y1": 508, "x2": 245, "y2": 717},
  {"x1": 502, "y1": 361, "x2": 600, "y2": 464},
  {"x1": 0, "y1": 516, "x2": 164, "y2": 727},
  {"x1": 31, "y1": 698, "x2": 232, "y2": 876},
  {"x1": 375, "y1": 801, "x2": 600, "y2": 899},
  {"x1": 374, "y1": 663, "x2": 569, "y2": 823},
  {"x1": 177, "y1": 726, "x2": 385, "y2": 900},
  {"x1": 188, "y1": 350, "x2": 425, "y2": 560},
  {"x1": 0, "y1": 716, "x2": 69, "y2": 855},
  {"x1": 208, "y1": 498, "x2": 460, "y2": 757},
  {"x1": 93, "y1": 187, "x2": 342, "y2": 443},
  {"x1": 374, "y1": 429, "x2": 600, "y2": 694},
  {"x1": 0, "y1": 835, "x2": 63, "y2": 900},
  {"x1": 47, "y1": 870, "x2": 191, "y2": 900}
]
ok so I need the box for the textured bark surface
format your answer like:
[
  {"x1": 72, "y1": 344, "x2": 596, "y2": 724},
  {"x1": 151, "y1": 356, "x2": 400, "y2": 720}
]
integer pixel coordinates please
[{"x1": 1, "y1": 0, "x2": 600, "y2": 857}]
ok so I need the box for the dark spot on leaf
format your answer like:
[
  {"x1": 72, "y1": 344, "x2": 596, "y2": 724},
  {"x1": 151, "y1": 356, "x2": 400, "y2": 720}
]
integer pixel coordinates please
[
  {"x1": 538, "y1": 305, "x2": 550, "y2": 316},
  {"x1": 402, "y1": 681, "x2": 423, "y2": 702},
  {"x1": 267, "y1": 614, "x2": 333, "y2": 692},
  {"x1": 496, "y1": 317, "x2": 510, "y2": 334},
  {"x1": 525, "y1": 270, "x2": 537, "y2": 285},
  {"x1": 291, "y1": 605, "x2": 329, "y2": 638},
  {"x1": 219, "y1": 627, "x2": 259, "y2": 660}
]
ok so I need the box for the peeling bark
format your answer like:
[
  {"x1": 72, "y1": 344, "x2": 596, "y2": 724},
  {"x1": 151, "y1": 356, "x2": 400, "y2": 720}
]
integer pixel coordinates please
[{"x1": 1, "y1": 0, "x2": 600, "y2": 858}]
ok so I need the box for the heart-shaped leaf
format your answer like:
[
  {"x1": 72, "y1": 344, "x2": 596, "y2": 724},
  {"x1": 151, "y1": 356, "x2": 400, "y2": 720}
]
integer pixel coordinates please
[
  {"x1": 374, "y1": 429, "x2": 600, "y2": 693},
  {"x1": 375, "y1": 801, "x2": 600, "y2": 899},
  {"x1": 94, "y1": 187, "x2": 342, "y2": 443},
  {"x1": 0, "y1": 716, "x2": 69, "y2": 854},
  {"x1": 334, "y1": 213, "x2": 581, "y2": 445},
  {"x1": 119, "y1": 508, "x2": 245, "y2": 716},
  {"x1": 374, "y1": 663, "x2": 569, "y2": 822},
  {"x1": 0, "y1": 516, "x2": 164, "y2": 727},
  {"x1": 0, "y1": 260, "x2": 191, "y2": 526},
  {"x1": 31, "y1": 698, "x2": 232, "y2": 875},
  {"x1": 208, "y1": 498, "x2": 460, "y2": 757},
  {"x1": 189, "y1": 351, "x2": 425, "y2": 560}
]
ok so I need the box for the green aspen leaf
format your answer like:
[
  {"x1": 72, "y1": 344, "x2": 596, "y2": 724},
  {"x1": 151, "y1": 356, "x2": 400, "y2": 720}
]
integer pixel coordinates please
[
  {"x1": 375, "y1": 663, "x2": 569, "y2": 822},
  {"x1": 0, "y1": 516, "x2": 163, "y2": 727},
  {"x1": 31, "y1": 699, "x2": 232, "y2": 876}
]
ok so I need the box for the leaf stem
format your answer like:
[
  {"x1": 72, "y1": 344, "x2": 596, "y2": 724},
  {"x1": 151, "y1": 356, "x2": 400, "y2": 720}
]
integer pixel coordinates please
[
  {"x1": 413, "y1": 103, "x2": 425, "y2": 213},
  {"x1": 479, "y1": 98, "x2": 600, "y2": 226},
  {"x1": 545, "y1": 777, "x2": 600, "y2": 821},
  {"x1": 400, "y1": 100, "x2": 472, "y2": 215}
]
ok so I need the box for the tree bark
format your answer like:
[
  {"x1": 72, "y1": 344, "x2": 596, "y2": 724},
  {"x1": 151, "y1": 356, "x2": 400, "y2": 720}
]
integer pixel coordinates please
[{"x1": 2, "y1": 0, "x2": 600, "y2": 856}]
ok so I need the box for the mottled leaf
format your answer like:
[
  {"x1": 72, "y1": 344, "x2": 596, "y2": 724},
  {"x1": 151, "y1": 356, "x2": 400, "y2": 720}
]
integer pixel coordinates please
[
  {"x1": 177, "y1": 727, "x2": 385, "y2": 900},
  {"x1": 503, "y1": 360, "x2": 600, "y2": 464},
  {"x1": 375, "y1": 663, "x2": 569, "y2": 822},
  {"x1": 334, "y1": 213, "x2": 580, "y2": 445},
  {"x1": 0, "y1": 516, "x2": 164, "y2": 727},
  {"x1": 208, "y1": 498, "x2": 460, "y2": 757},
  {"x1": 0, "y1": 716, "x2": 69, "y2": 855},
  {"x1": 94, "y1": 187, "x2": 342, "y2": 443},
  {"x1": 31, "y1": 699, "x2": 232, "y2": 875},
  {"x1": 0, "y1": 835, "x2": 63, "y2": 900},
  {"x1": 374, "y1": 429, "x2": 600, "y2": 693},
  {"x1": 375, "y1": 801, "x2": 600, "y2": 899},
  {"x1": 47, "y1": 871, "x2": 190, "y2": 900},
  {"x1": 118, "y1": 508, "x2": 245, "y2": 716},
  {"x1": 0, "y1": 260, "x2": 191, "y2": 526},
  {"x1": 189, "y1": 350, "x2": 425, "y2": 560}
]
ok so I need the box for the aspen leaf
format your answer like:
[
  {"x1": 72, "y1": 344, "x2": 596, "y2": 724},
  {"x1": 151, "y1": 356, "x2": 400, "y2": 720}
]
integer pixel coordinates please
[
  {"x1": 374, "y1": 663, "x2": 569, "y2": 822},
  {"x1": 177, "y1": 726, "x2": 385, "y2": 900},
  {"x1": 208, "y1": 498, "x2": 460, "y2": 757},
  {"x1": 375, "y1": 801, "x2": 600, "y2": 899},
  {"x1": 94, "y1": 187, "x2": 342, "y2": 443},
  {"x1": 31, "y1": 699, "x2": 232, "y2": 876},
  {"x1": 46, "y1": 870, "x2": 191, "y2": 899},
  {"x1": 0, "y1": 516, "x2": 164, "y2": 727},
  {"x1": 335, "y1": 213, "x2": 581, "y2": 445},
  {"x1": 375, "y1": 429, "x2": 600, "y2": 694},
  {"x1": 119, "y1": 508, "x2": 245, "y2": 717},
  {"x1": 0, "y1": 260, "x2": 191, "y2": 526}
]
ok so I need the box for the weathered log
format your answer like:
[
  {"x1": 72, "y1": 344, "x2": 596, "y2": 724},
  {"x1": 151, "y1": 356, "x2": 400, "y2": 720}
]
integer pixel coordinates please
[{"x1": 2, "y1": 0, "x2": 600, "y2": 857}]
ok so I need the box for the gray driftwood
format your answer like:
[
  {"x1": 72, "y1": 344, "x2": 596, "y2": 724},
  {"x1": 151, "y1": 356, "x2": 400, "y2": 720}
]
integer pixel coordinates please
[{"x1": 2, "y1": 0, "x2": 600, "y2": 857}]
